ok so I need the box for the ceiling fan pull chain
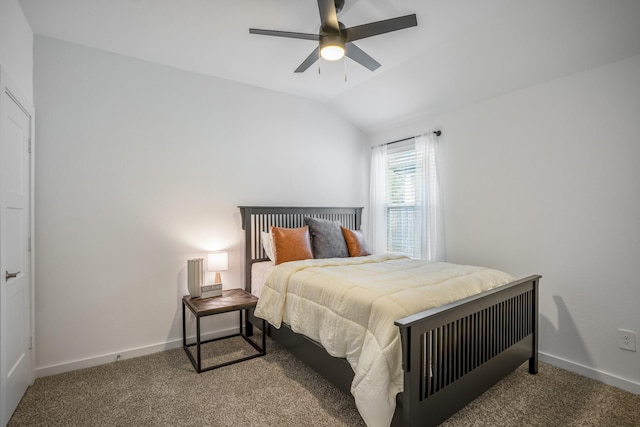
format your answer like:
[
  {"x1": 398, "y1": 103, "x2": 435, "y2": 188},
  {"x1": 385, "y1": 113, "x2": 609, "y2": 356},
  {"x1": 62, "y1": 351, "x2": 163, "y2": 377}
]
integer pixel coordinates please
[{"x1": 344, "y1": 56, "x2": 348, "y2": 82}]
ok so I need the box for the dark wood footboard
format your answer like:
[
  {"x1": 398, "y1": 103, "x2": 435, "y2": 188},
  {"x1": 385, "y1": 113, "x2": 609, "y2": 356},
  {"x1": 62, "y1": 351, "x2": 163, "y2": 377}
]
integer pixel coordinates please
[{"x1": 393, "y1": 275, "x2": 540, "y2": 427}]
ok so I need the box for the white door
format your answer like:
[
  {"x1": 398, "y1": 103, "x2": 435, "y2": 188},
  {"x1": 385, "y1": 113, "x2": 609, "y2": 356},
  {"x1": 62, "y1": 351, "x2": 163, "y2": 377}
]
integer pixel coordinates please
[{"x1": 0, "y1": 69, "x2": 33, "y2": 425}]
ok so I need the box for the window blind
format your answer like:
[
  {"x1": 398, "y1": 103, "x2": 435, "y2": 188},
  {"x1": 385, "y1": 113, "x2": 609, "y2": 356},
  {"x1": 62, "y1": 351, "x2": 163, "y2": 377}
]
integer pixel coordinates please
[{"x1": 385, "y1": 140, "x2": 422, "y2": 258}]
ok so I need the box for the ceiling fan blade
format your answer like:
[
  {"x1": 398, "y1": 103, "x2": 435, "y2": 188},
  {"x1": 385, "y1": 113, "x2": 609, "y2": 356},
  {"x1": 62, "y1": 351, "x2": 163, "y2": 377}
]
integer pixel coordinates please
[
  {"x1": 345, "y1": 14, "x2": 417, "y2": 42},
  {"x1": 295, "y1": 46, "x2": 320, "y2": 73},
  {"x1": 317, "y1": 0, "x2": 339, "y2": 32},
  {"x1": 249, "y1": 28, "x2": 319, "y2": 41},
  {"x1": 345, "y1": 43, "x2": 381, "y2": 71}
]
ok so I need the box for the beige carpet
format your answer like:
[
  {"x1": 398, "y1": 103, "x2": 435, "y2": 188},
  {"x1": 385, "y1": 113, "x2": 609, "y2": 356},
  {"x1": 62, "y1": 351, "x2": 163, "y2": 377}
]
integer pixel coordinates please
[{"x1": 9, "y1": 335, "x2": 640, "y2": 426}]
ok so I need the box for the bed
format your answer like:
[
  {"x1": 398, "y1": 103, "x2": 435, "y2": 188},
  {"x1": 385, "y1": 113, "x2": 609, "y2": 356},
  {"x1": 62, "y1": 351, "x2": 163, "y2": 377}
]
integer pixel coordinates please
[{"x1": 239, "y1": 206, "x2": 540, "y2": 427}]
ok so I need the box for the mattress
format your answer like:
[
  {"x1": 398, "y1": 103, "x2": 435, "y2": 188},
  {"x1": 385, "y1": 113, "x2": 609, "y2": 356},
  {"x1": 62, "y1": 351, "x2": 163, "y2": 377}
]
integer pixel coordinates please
[{"x1": 254, "y1": 254, "x2": 514, "y2": 427}]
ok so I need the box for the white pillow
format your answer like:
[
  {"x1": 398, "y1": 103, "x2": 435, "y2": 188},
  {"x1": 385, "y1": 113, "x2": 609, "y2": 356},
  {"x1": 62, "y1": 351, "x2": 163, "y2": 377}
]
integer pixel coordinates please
[{"x1": 261, "y1": 231, "x2": 274, "y2": 260}]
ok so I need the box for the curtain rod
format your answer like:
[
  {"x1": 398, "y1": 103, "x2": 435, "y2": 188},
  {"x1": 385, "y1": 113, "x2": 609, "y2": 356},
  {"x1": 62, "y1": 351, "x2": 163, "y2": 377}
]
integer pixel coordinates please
[{"x1": 371, "y1": 130, "x2": 442, "y2": 149}]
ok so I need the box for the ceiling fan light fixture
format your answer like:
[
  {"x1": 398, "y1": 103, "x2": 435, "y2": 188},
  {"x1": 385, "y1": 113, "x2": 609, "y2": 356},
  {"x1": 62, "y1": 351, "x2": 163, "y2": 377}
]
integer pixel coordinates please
[
  {"x1": 320, "y1": 34, "x2": 345, "y2": 61},
  {"x1": 321, "y1": 45, "x2": 345, "y2": 61}
]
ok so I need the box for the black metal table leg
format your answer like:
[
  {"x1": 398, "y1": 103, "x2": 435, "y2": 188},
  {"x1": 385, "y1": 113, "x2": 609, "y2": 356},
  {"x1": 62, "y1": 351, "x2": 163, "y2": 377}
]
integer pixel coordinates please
[
  {"x1": 196, "y1": 315, "x2": 201, "y2": 372},
  {"x1": 182, "y1": 300, "x2": 186, "y2": 348}
]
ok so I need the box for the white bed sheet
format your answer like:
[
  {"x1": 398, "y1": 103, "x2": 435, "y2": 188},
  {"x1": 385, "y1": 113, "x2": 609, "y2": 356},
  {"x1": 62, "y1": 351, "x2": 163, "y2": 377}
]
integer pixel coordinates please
[{"x1": 250, "y1": 260, "x2": 275, "y2": 298}]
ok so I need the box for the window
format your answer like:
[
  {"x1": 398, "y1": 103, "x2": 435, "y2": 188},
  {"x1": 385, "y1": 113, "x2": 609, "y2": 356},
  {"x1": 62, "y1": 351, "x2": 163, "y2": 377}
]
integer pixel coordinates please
[
  {"x1": 385, "y1": 140, "x2": 422, "y2": 258},
  {"x1": 370, "y1": 133, "x2": 444, "y2": 261}
]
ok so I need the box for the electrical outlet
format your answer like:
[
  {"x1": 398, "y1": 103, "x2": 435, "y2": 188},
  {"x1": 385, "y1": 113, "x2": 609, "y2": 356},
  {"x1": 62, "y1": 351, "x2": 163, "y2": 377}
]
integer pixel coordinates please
[{"x1": 618, "y1": 329, "x2": 637, "y2": 352}]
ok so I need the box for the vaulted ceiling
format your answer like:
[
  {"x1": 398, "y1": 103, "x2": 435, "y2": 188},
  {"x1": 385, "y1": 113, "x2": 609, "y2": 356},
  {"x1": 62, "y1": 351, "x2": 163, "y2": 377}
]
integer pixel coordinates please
[{"x1": 18, "y1": 0, "x2": 640, "y2": 133}]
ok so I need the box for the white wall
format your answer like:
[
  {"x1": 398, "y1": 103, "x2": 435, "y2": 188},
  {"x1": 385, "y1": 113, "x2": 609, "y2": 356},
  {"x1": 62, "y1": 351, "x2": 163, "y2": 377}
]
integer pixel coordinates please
[
  {"x1": 33, "y1": 36, "x2": 368, "y2": 375},
  {"x1": 0, "y1": 0, "x2": 33, "y2": 100},
  {"x1": 370, "y1": 54, "x2": 640, "y2": 393}
]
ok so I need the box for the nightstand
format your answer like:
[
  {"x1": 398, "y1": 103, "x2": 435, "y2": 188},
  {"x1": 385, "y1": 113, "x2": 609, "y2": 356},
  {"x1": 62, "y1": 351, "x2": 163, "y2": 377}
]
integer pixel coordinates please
[{"x1": 182, "y1": 288, "x2": 266, "y2": 373}]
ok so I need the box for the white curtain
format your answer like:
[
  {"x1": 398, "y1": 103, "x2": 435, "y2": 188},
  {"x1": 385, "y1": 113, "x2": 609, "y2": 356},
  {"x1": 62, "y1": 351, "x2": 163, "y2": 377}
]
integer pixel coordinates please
[
  {"x1": 415, "y1": 133, "x2": 446, "y2": 261},
  {"x1": 369, "y1": 144, "x2": 387, "y2": 254}
]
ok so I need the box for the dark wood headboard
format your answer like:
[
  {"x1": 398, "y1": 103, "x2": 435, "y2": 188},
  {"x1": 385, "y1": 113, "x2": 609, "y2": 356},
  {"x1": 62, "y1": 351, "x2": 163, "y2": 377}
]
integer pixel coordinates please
[{"x1": 238, "y1": 206, "x2": 363, "y2": 293}]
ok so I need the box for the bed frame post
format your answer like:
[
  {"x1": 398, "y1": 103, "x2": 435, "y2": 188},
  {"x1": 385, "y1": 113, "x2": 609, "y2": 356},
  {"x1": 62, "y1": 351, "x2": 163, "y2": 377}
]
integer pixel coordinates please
[
  {"x1": 529, "y1": 276, "x2": 540, "y2": 374},
  {"x1": 239, "y1": 206, "x2": 253, "y2": 293},
  {"x1": 239, "y1": 206, "x2": 256, "y2": 336}
]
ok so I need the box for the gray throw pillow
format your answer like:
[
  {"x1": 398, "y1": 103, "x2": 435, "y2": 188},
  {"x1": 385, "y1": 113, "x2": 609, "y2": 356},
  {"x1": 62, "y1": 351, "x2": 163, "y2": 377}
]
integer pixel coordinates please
[{"x1": 303, "y1": 217, "x2": 349, "y2": 259}]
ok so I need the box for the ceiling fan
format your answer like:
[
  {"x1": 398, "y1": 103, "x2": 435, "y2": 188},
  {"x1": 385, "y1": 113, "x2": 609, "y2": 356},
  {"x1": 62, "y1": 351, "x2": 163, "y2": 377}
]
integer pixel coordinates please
[{"x1": 249, "y1": 0, "x2": 417, "y2": 73}]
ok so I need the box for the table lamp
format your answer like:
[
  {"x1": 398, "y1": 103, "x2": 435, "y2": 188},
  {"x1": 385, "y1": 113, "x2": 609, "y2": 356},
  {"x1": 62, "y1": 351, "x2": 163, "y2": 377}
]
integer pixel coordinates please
[{"x1": 207, "y1": 251, "x2": 228, "y2": 285}]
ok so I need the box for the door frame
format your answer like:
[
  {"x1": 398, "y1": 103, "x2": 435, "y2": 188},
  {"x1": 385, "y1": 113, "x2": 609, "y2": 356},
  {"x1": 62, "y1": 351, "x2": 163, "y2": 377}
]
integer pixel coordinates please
[{"x1": 0, "y1": 64, "x2": 35, "y2": 423}]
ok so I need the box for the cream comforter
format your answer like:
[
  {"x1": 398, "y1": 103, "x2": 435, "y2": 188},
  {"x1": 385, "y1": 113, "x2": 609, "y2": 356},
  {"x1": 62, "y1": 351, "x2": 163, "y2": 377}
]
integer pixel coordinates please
[{"x1": 254, "y1": 254, "x2": 514, "y2": 427}]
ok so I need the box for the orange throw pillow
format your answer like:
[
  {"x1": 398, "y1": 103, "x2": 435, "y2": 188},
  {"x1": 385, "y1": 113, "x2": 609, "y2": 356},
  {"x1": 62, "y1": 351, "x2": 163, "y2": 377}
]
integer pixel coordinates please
[
  {"x1": 341, "y1": 227, "x2": 370, "y2": 257},
  {"x1": 271, "y1": 226, "x2": 314, "y2": 265}
]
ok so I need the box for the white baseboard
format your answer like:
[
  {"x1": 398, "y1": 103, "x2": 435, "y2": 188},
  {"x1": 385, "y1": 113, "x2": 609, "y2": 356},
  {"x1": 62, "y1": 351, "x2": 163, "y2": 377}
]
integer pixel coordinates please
[
  {"x1": 35, "y1": 338, "x2": 640, "y2": 396},
  {"x1": 35, "y1": 326, "x2": 239, "y2": 379},
  {"x1": 539, "y1": 351, "x2": 640, "y2": 395}
]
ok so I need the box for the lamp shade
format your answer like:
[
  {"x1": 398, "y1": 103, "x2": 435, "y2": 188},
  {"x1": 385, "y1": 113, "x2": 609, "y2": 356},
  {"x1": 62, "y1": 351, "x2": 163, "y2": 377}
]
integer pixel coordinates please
[{"x1": 207, "y1": 251, "x2": 228, "y2": 272}]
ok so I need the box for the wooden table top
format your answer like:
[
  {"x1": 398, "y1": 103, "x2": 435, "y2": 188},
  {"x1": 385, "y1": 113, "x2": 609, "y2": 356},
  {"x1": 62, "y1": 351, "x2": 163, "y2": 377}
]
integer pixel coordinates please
[{"x1": 183, "y1": 288, "x2": 258, "y2": 316}]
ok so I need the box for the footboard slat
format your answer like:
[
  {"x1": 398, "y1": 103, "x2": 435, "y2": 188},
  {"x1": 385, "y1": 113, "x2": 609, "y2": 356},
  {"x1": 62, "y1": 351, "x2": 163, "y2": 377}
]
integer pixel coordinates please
[
  {"x1": 395, "y1": 275, "x2": 540, "y2": 427},
  {"x1": 417, "y1": 292, "x2": 533, "y2": 398}
]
